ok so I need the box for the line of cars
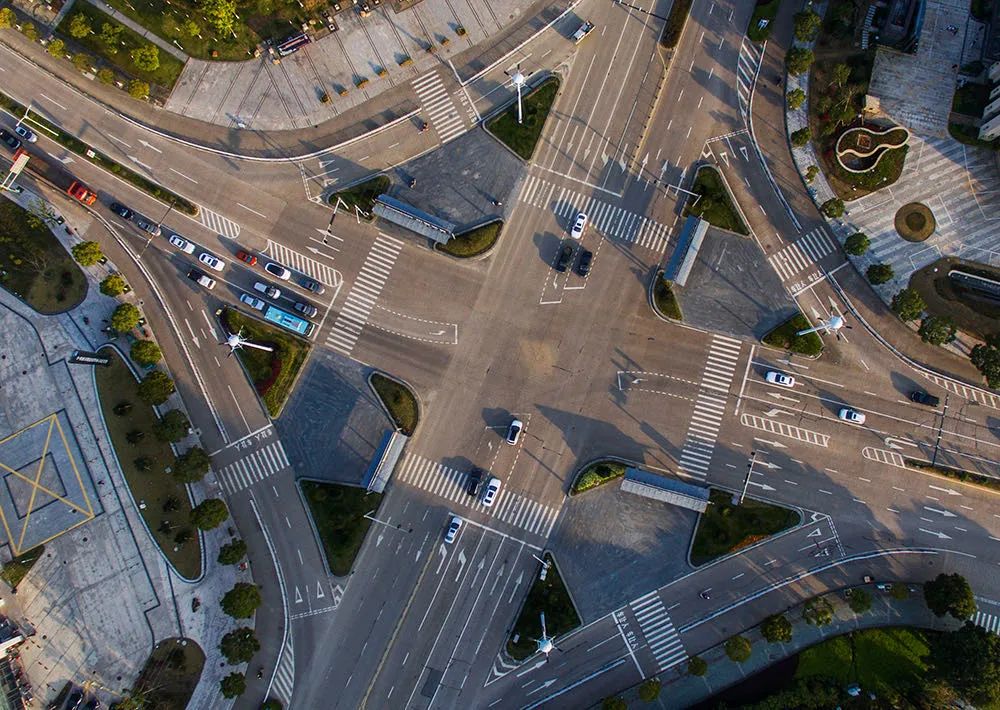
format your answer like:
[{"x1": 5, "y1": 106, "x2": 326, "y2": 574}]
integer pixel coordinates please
[{"x1": 555, "y1": 211, "x2": 593, "y2": 275}]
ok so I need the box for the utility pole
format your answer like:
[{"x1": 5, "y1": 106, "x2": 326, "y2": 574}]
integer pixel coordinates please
[
  {"x1": 739, "y1": 450, "x2": 757, "y2": 505},
  {"x1": 364, "y1": 510, "x2": 411, "y2": 533},
  {"x1": 138, "y1": 199, "x2": 174, "y2": 259}
]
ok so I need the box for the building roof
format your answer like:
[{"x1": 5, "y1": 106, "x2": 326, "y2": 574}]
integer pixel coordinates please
[
  {"x1": 373, "y1": 195, "x2": 456, "y2": 245},
  {"x1": 621, "y1": 467, "x2": 710, "y2": 513}
]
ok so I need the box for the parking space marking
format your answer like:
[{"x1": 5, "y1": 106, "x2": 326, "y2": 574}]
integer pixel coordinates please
[
  {"x1": 198, "y1": 205, "x2": 241, "y2": 238},
  {"x1": 264, "y1": 239, "x2": 341, "y2": 287}
]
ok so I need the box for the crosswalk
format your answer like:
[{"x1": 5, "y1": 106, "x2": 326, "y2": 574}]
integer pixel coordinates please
[
  {"x1": 973, "y1": 610, "x2": 1000, "y2": 634},
  {"x1": 265, "y1": 239, "x2": 341, "y2": 288},
  {"x1": 269, "y1": 635, "x2": 294, "y2": 706},
  {"x1": 518, "y1": 175, "x2": 671, "y2": 253},
  {"x1": 396, "y1": 452, "x2": 559, "y2": 537},
  {"x1": 629, "y1": 591, "x2": 687, "y2": 673},
  {"x1": 412, "y1": 71, "x2": 467, "y2": 144},
  {"x1": 217, "y1": 440, "x2": 291, "y2": 495},
  {"x1": 326, "y1": 234, "x2": 403, "y2": 356},
  {"x1": 741, "y1": 414, "x2": 830, "y2": 447},
  {"x1": 678, "y1": 335, "x2": 743, "y2": 479},
  {"x1": 767, "y1": 227, "x2": 837, "y2": 282},
  {"x1": 199, "y1": 205, "x2": 241, "y2": 239},
  {"x1": 920, "y1": 371, "x2": 1000, "y2": 410},
  {"x1": 736, "y1": 38, "x2": 764, "y2": 122}
]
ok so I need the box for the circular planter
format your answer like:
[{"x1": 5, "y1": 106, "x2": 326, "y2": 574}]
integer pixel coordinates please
[{"x1": 894, "y1": 202, "x2": 935, "y2": 242}]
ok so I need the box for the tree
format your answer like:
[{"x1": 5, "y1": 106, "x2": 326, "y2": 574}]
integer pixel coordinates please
[
  {"x1": 930, "y1": 622, "x2": 1000, "y2": 704},
  {"x1": 891, "y1": 584, "x2": 910, "y2": 601},
  {"x1": 128, "y1": 80, "x2": 150, "y2": 100},
  {"x1": 218, "y1": 538, "x2": 247, "y2": 565},
  {"x1": 846, "y1": 588, "x2": 872, "y2": 614},
  {"x1": 820, "y1": 198, "x2": 844, "y2": 219},
  {"x1": 867, "y1": 263, "x2": 894, "y2": 285},
  {"x1": 137, "y1": 370, "x2": 175, "y2": 405},
  {"x1": 805, "y1": 165, "x2": 819, "y2": 183},
  {"x1": 220, "y1": 672, "x2": 246, "y2": 699},
  {"x1": 924, "y1": 572, "x2": 976, "y2": 620},
  {"x1": 98, "y1": 68, "x2": 115, "y2": 84},
  {"x1": 154, "y1": 409, "x2": 190, "y2": 442},
  {"x1": 113, "y1": 401, "x2": 132, "y2": 416},
  {"x1": 787, "y1": 87, "x2": 806, "y2": 110},
  {"x1": 790, "y1": 127, "x2": 811, "y2": 148},
  {"x1": 100, "y1": 273, "x2": 128, "y2": 296},
  {"x1": 0, "y1": 7, "x2": 14, "y2": 29},
  {"x1": 68, "y1": 13, "x2": 92, "y2": 38},
  {"x1": 22, "y1": 23, "x2": 38, "y2": 41},
  {"x1": 182, "y1": 19, "x2": 201, "y2": 37},
  {"x1": 890, "y1": 288, "x2": 926, "y2": 321},
  {"x1": 829, "y1": 62, "x2": 852, "y2": 89},
  {"x1": 785, "y1": 47, "x2": 814, "y2": 76},
  {"x1": 99, "y1": 23, "x2": 122, "y2": 53},
  {"x1": 191, "y1": 498, "x2": 228, "y2": 530},
  {"x1": 47, "y1": 38, "x2": 65, "y2": 58},
  {"x1": 637, "y1": 678, "x2": 661, "y2": 702},
  {"x1": 134, "y1": 456, "x2": 152, "y2": 472},
  {"x1": 202, "y1": 0, "x2": 238, "y2": 35},
  {"x1": 725, "y1": 635, "x2": 752, "y2": 662},
  {"x1": 260, "y1": 701, "x2": 283, "y2": 710},
  {"x1": 71, "y1": 241, "x2": 103, "y2": 266},
  {"x1": 174, "y1": 446, "x2": 211, "y2": 483},
  {"x1": 162, "y1": 495, "x2": 180, "y2": 512},
  {"x1": 130, "y1": 44, "x2": 160, "y2": 72},
  {"x1": 72, "y1": 53, "x2": 91, "y2": 72},
  {"x1": 111, "y1": 303, "x2": 141, "y2": 332},
  {"x1": 760, "y1": 613, "x2": 793, "y2": 643},
  {"x1": 972, "y1": 337, "x2": 1000, "y2": 389},
  {"x1": 221, "y1": 582, "x2": 262, "y2": 619},
  {"x1": 919, "y1": 316, "x2": 957, "y2": 345},
  {"x1": 688, "y1": 655, "x2": 708, "y2": 676},
  {"x1": 126, "y1": 429, "x2": 145, "y2": 445},
  {"x1": 803, "y1": 597, "x2": 834, "y2": 626},
  {"x1": 793, "y1": 10, "x2": 821, "y2": 41},
  {"x1": 844, "y1": 231, "x2": 870, "y2": 256},
  {"x1": 219, "y1": 627, "x2": 260, "y2": 664},
  {"x1": 131, "y1": 340, "x2": 162, "y2": 366},
  {"x1": 601, "y1": 698, "x2": 626, "y2": 710}
]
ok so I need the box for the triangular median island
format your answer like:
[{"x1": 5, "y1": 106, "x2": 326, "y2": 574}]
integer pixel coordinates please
[{"x1": 690, "y1": 489, "x2": 800, "y2": 566}]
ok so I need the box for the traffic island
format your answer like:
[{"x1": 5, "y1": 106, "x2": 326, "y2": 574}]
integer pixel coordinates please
[
  {"x1": 328, "y1": 175, "x2": 390, "y2": 220},
  {"x1": 506, "y1": 553, "x2": 580, "y2": 661},
  {"x1": 690, "y1": 488, "x2": 800, "y2": 566},
  {"x1": 221, "y1": 308, "x2": 311, "y2": 418},
  {"x1": 652, "y1": 274, "x2": 683, "y2": 320},
  {"x1": 683, "y1": 166, "x2": 749, "y2": 235},
  {"x1": 486, "y1": 77, "x2": 559, "y2": 161},
  {"x1": 435, "y1": 220, "x2": 503, "y2": 258},
  {"x1": 369, "y1": 372, "x2": 419, "y2": 435},
  {"x1": 761, "y1": 313, "x2": 824, "y2": 356},
  {"x1": 127, "y1": 638, "x2": 205, "y2": 710},
  {"x1": 300, "y1": 480, "x2": 383, "y2": 577}
]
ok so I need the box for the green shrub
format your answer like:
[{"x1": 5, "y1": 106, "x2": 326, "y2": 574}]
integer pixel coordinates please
[
  {"x1": 190, "y1": 498, "x2": 229, "y2": 530},
  {"x1": 803, "y1": 597, "x2": 834, "y2": 626},
  {"x1": 47, "y1": 39, "x2": 66, "y2": 57},
  {"x1": 844, "y1": 231, "x2": 869, "y2": 255},
  {"x1": 153, "y1": 409, "x2": 190, "y2": 442},
  {"x1": 793, "y1": 10, "x2": 821, "y2": 41},
  {"x1": 786, "y1": 47, "x2": 814, "y2": 76},
  {"x1": 787, "y1": 87, "x2": 806, "y2": 110},
  {"x1": 100, "y1": 273, "x2": 128, "y2": 296},
  {"x1": 890, "y1": 288, "x2": 925, "y2": 321},
  {"x1": 725, "y1": 635, "x2": 752, "y2": 662},
  {"x1": 688, "y1": 655, "x2": 708, "y2": 676},
  {"x1": 919, "y1": 316, "x2": 957, "y2": 345},
  {"x1": 130, "y1": 339, "x2": 162, "y2": 366},
  {"x1": 137, "y1": 370, "x2": 174, "y2": 405},
  {"x1": 791, "y1": 127, "x2": 811, "y2": 148},
  {"x1": 221, "y1": 582, "x2": 262, "y2": 619},
  {"x1": 218, "y1": 538, "x2": 247, "y2": 565},
  {"x1": 68, "y1": 13, "x2": 92, "y2": 38},
  {"x1": 867, "y1": 263, "x2": 894, "y2": 285},
  {"x1": 220, "y1": 672, "x2": 246, "y2": 699},
  {"x1": 174, "y1": 446, "x2": 211, "y2": 483},
  {"x1": 638, "y1": 678, "x2": 661, "y2": 701},
  {"x1": 111, "y1": 302, "x2": 141, "y2": 332},
  {"x1": 71, "y1": 241, "x2": 103, "y2": 266},
  {"x1": 847, "y1": 588, "x2": 872, "y2": 614},
  {"x1": 761, "y1": 613, "x2": 793, "y2": 642},
  {"x1": 821, "y1": 198, "x2": 844, "y2": 218}
]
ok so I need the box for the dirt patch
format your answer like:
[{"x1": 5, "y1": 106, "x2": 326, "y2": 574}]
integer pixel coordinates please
[
  {"x1": 909, "y1": 257, "x2": 1000, "y2": 340},
  {"x1": 894, "y1": 202, "x2": 935, "y2": 242}
]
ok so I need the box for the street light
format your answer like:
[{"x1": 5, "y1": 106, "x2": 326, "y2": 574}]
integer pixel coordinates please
[{"x1": 739, "y1": 450, "x2": 758, "y2": 504}]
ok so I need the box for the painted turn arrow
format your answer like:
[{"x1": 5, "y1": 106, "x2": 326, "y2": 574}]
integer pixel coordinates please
[{"x1": 138, "y1": 139, "x2": 162, "y2": 153}]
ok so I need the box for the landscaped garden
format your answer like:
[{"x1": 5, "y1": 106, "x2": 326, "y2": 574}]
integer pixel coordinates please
[
  {"x1": 125, "y1": 638, "x2": 205, "y2": 710},
  {"x1": 370, "y1": 372, "x2": 418, "y2": 435},
  {"x1": 690, "y1": 488, "x2": 800, "y2": 565},
  {"x1": 571, "y1": 460, "x2": 627, "y2": 495},
  {"x1": 435, "y1": 221, "x2": 503, "y2": 258},
  {"x1": 0, "y1": 198, "x2": 87, "y2": 313},
  {"x1": 684, "y1": 165, "x2": 748, "y2": 235},
  {"x1": 761, "y1": 312, "x2": 823, "y2": 356},
  {"x1": 222, "y1": 308, "x2": 310, "y2": 418},
  {"x1": 910, "y1": 258, "x2": 1000, "y2": 340},
  {"x1": 328, "y1": 175, "x2": 390, "y2": 219},
  {"x1": 300, "y1": 480, "x2": 382, "y2": 576},
  {"x1": 834, "y1": 125, "x2": 909, "y2": 172},
  {"x1": 506, "y1": 553, "x2": 580, "y2": 660},
  {"x1": 652, "y1": 274, "x2": 683, "y2": 320},
  {"x1": 486, "y1": 77, "x2": 559, "y2": 161},
  {"x1": 894, "y1": 202, "x2": 935, "y2": 242}
]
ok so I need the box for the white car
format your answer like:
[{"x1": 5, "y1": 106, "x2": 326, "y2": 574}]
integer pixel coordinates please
[
  {"x1": 839, "y1": 408, "x2": 866, "y2": 424},
  {"x1": 168, "y1": 235, "x2": 195, "y2": 254},
  {"x1": 481, "y1": 477, "x2": 501, "y2": 507},
  {"x1": 505, "y1": 418, "x2": 523, "y2": 445},
  {"x1": 14, "y1": 125, "x2": 36, "y2": 143},
  {"x1": 571, "y1": 212, "x2": 588, "y2": 240},
  {"x1": 239, "y1": 293, "x2": 266, "y2": 311},
  {"x1": 444, "y1": 515, "x2": 462, "y2": 544},
  {"x1": 765, "y1": 371, "x2": 795, "y2": 388},
  {"x1": 198, "y1": 252, "x2": 225, "y2": 271},
  {"x1": 264, "y1": 262, "x2": 291, "y2": 280},
  {"x1": 253, "y1": 281, "x2": 281, "y2": 300}
]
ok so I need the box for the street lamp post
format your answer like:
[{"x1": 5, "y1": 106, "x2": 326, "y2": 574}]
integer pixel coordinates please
[
  {"x1": 364, "y1": 510, "x2": 411, "y2": 533},
  {"x1": 739, "y1": 450, "x2": 758, "y2": 505}
]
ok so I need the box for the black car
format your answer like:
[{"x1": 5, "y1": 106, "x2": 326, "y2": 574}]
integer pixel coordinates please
[
  {"x1": 466, "y1": 468, "x2": 484, "y2": 497},
  {"x1": 577, "y1": 249, "x2": 593, "y2": 276},
  {"x1": 0, "y1": 128, "x2": 20, "y2": 151},
  {"x1": 555, "y1": 242, "x2": 574, "y2": 272},
  {"x1": 293, "y1": 301, "x2": 318, "y2": 318},
  {"x1": 910, "y1": 390, "x2": 940, "y2": 407},
  {"x1": 67, "y1": 690, "x2": 83, "y2": 710},
  {"x1": 110, "y1": 202, "x2": 134, "y2": 220},
  {"x1": 83, "y1": 698, "x2": 101, "y2": 710},
  {"x1": 302, "y1": 278, "x2": 326, "y2": 294},
  {"x1": 186, "y1": 268, "x2": 206, "y2": 282}
]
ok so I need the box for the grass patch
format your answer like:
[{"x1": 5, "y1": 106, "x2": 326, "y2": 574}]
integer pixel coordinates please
[
  {"x1": 684, "y1": 166, "x2": 748, "y2": 235},
  {"x1": 130, "y1": 638, "x2": 205, "y2": 710},
  {"x1": 0, "y1": 198, "x2": 87, "y2": 313},
  {"x1": 58, "y1": 3, "x2": 185, "y2": 89},
  {"x1": 690, "y1": 488, "x2": 800, "y2": 566},
  {"x1": 831, "y1": 141, "x2": 908, "y2": 192},
  {"x1": 300, "y1": 480, "x2": 382, "y2": 576},
  {"x1": 762, "y1": 313, "x2": 824, "y2": 356},
  {"x1": 95, "y1": 351, "x2": 201, "y2": 579},
  {"x1": 370, "y1": 373, "x2": 418, "y2": 435},
  {"x1": 328, "y1": 175, "x2": 390, "y2": 220},
  {"x1": 796, "y1": 627, "x2": 930, "y2": 691},
  {"x1": 436, "y1": 221, "x2": 502, "y2": 258},
  {"x1": 653, "y1": 275, "x2": 683, "y2": 320},
  {"x1": 747, "y1": 0, "x2": 780, "y2": 42},
  {"x1": 910, "y1": 257, "x2": 1000, "y2": 341},
  {"x1": 571, "y1": 460, "x2": 627, "y2": 495},
  {"x1": 222, "y1": 308, "x2": 310, "y2": 418},
  {"x1": 486, "y1": 77, "x2": 559, "y2": 161},
  {"x1": 506, "y1": 553, "x2": 580, "y2": 660},
  {"x1": 906, "y1": 458, "x2": 1000, "y2": 492},
  {"x1": 0, "y1": 545, "x2": 44, "y2": 590},
  {"x1": 952, "y1": 83, "x2": 991, "y2": 117},
  {"x1": 660, "y1": 0, "x2": 693, "y2": 48}
]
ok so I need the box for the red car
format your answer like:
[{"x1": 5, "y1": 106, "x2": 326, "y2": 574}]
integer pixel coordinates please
[{"x1": 236, "y1": 250, "x2": 257, "y2": 266}]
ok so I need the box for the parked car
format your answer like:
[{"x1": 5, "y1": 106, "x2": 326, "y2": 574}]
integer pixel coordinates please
[
  {"x1": 505, "y1": 418, "x2": 523, "y2": 445},
  {"x1": 67, "y1": 690, "x2": 83, "y2": 710},
  {"x1": 570, "y1": 212, "x2": 588, "y2": 239},
  {"x1": 136, "y1": 219, "x2": 161, "y2": 237},
  {"x1": 482, "y1": 476, "x2": 501, "y2": 507},
  {"x1": 168, "y1": 235, "x2": 195, "y2": 254},
  {"x1": 466, "y1": 468, "x2": 483, "y2": 497},
  {"x1": 236, "y1": 250, "x2": 257, "y2": 266},
  {"x1": 110, "y1": 202, "x2": 134, "y2": 220},
  {"x1": 187, "y1": 268, "x2": 216, "y2": 289},
  {"x1": 14, "y1": 124, "x2": 37, "y2": 143},
  {"x1": 576, "y1": 248, "x2": 593, "y2": 276},
  {"x1": 0, "y1": 128, "x2": 20, "y2": 151},
  {"x1": 239, "y1": 293, "x2": 266, "y2": 311},
  {"x1": 910, "y1": 390, "x2": 940, "y2": 407},
  {"x1": 444, "y1": 515, "x2": 462, "y2": 544},
  {"x1": 303, "y1": 278, "x2": 326, "y2": 294},
  {"x1": 293, "y1": 301, "x2": 318, "y2": 318},
  {"x1": 264, "y1": 262, "x2": 291, "y2": 280},
  {"x1": 838, "y1": 407, "x2": 866, "y2": 424},
  {"x1": 765, "y1": 371, "x2": 795, "y2": 387},
  {"x1": 253, "y1": 281, "x2": 281, "y2": 300},
  {"x1": 198, "y1": 252, "x2": 225, "y2": 271},
  {"x1": 555, "y1": 242, "x2": 573, "y2": 272},
  {"x1": 875, "y1": 582, "x2": 892, "y2": 592}
]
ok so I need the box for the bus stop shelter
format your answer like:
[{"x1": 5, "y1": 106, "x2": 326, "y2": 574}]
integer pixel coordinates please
[
  {"x1": 373, "y1": 195, "x2": 456, "y2": 245},
  {"x1": 621, "y1": 467, "x2": 709, "y2": 513}
]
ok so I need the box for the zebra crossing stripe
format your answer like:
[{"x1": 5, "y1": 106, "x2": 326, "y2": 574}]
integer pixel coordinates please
[
  {"x1": 218, "y1": 441, "x2": 291, "y2": 494},
  {"x1": 326, "y1": 235, "x2": 402, "y2": 356},
  {"x1": 973, "y1": 611, "x2": 1000, "y2": 633},
  {"x1": 265, "y1": 240, "x2": 340, "y2": 287},
  {"x1": 413, "y1": 71, "x2": 467, "y2": 143},
  {"x1": 767, "y1": 228, "x2": 836, "y2": 282},
  {"x1": 628, "y1": 595, "x2": 687, "y2": 672},
  {"x1": 199, "y1": 206, "x2": 241, "y2": 238}
]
